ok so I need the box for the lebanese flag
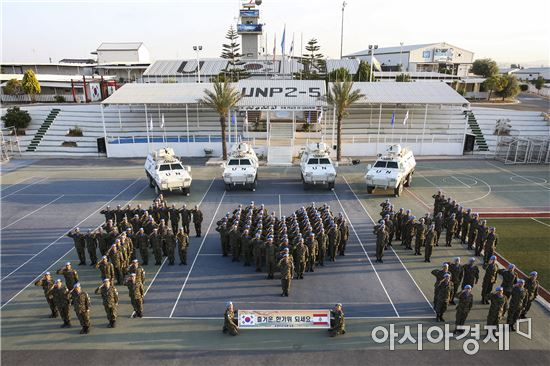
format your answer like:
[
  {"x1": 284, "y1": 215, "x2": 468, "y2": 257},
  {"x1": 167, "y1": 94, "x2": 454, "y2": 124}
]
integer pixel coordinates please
[{"x1": 313, "y1": 313, "x2": 329, "y2": 325}]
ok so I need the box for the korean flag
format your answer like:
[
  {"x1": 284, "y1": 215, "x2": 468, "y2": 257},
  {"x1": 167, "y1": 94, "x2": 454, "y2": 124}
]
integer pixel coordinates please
[{"x1": 240, "y1": 313, "x2": 256, "y2": 326}]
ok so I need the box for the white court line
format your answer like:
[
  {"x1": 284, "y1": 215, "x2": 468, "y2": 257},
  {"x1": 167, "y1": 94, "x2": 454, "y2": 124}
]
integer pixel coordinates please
[
  {"x1": 0, "y1": 179, "x2": 148, "y2": 309},
  {"x1": 414, "y1": 171, "x2": 440, "y2": 188},
  {"x1": 1, "y1": 177, "x2": 48, "y2": 199},
  {"x1": 486, "y1": 161, "x2": 550, "y2": 191},
  {"x1": 0, "y1": 176, "x2": 36, "y2": 193},
  {"x1": 0, "y1": 178, "x2": 143, "y2": 284},
  {"x1": 451, "y1": 175, "x2": 471, "y2": 189},
  {"x1": 130, "y1": 257, "x2": 169, "y2": 318},
  {"x1": 0, "y1": 253, "x2": 39, "y2": 257},
  {"x1": 278, "y1": 194, "x2": 282, "y2": 217},
  {"x1": 342, "y1": 175, "x2": 435, "y2": 313},
  {"x1": 169, "y1": 190, "x2": 226, "y2": 318},
  {"x1": 531, "y1": 218, "x2": 550, "y2": 228},
  {"x1": 1, "y1": 195, "x2": 65, "y2": 230},
  {"x1": 6, "y1": 193, "x2": 117, "y2": 197},
  {"x1": 198, "y1": 253, "x2": 221, "y2": 256},
  {"x1": 332, "y1": 188, "x2": 400, "y2": 318}
]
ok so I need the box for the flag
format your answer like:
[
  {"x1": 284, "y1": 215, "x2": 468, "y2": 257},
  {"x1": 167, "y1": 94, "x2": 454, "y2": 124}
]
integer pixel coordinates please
[
  {"x1": 289, "y1": 33, "x2": 295, "y2": 56},
  {"x1": 160, "y1": 114, "x2": 165, "y2": 128},
  {"x1": 272, "y1": 33, "x2": 276, "y2": 63},
  {"x1": 149, "y1": 116, "x2": 153, "y2": 131},
  {"x1": 317, "y1": 110, "x2": 323, "y2": 123},
  {"x1": 307, "y1": 112, "x2": 311, "y2": 124},
  {"x1": 391, "y1": 112, "x2": 395, "y2": 126},
  {"x1": 281, "y1": 25, "x2": 286, "y2": 59},
  {"x1": 312, "y1": 313, "x2": 329, "y2": 326},
  {"x1": 231, "y1": 112, "x2": 237, "y2": 125},
  {"x1": 403, "y1": 110, "x2": 409, "y2": 125}
]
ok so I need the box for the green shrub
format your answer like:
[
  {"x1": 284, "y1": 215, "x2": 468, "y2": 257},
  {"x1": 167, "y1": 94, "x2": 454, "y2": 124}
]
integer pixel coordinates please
[
  {"x1": 519, "y1": 84, "x2": 529, "y2": 92},
  {"x1": 54, "y1": 95, "x2": 66, "y2": 103},
  {"x1": 1, "y1": 106, "x2": 31, "y2": 133},
  {"x1": 67, "y1": 126, "x2": 83, "y2": 137}
]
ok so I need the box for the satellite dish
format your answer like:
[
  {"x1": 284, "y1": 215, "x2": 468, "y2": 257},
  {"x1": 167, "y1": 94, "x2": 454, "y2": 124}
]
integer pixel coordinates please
[{"x1": 255, "y1": 0, "x2": 262, "y2": 5}]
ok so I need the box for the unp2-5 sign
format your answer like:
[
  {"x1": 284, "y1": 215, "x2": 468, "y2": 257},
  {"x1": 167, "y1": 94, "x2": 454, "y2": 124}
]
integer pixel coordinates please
[{"x1": 241, "y1": 87, "x2": 322, "y2": 98}]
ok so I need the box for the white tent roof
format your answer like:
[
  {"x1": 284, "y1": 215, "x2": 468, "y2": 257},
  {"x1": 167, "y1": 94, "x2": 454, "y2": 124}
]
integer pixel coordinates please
[
  {"x1": 342, "y1": 82, "x2": 469, "y2": 105},
  {"x1": 102, "y1": 80, "x2": 327, "y2": 108},
  {"x1": 102, "y1": 83, "x2": 214, "y2": 105}
]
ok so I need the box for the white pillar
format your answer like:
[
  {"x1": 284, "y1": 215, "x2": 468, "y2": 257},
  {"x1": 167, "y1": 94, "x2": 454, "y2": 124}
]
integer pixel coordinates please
[
  {"x1": 421, "y1": 104, "x2": 428, "y2": 155},
  {"x1": 100, "y1": 104, "x2": 107, "y2": 141},
  {"x1": 331, "y1": 107, "x2": 336, "y2": 148},
  {"x1": 185, "y1": 104, "x2": 190, "y2": 143},
  {"x1": 376, "y1": 103, "x2": 382, "y2": 154},
  {"x1": 228, "y1": 109, "x2": 231, "y2": 145},
  {"x1": 118, "y1": 106, "x2": 122, "y2": 131},
  {"x1": 144, "y1": 104, "x2": 150, "y2": 152},
  {"x1": 266, "y1": 110, "x2": 270, "y2": 147}
]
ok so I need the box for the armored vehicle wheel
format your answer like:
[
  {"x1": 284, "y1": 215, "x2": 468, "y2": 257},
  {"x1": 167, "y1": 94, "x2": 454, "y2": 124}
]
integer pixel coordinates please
[{"x1": 394, "y1": 183, "x2": 403, "y2": 197}]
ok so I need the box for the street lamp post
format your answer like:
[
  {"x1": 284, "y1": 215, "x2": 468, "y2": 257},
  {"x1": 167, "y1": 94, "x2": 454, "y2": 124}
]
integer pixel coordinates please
[
  {"x1": 340, "y1": 1, "x2": 347, "y2": 59},
  {"x1": 193, "y1": 45, "x2": 203, "y2": 83},
  {"x1": 368, "y1": 44, "x2": 378, "y2": 82},
  {"x1": 399, "y1": 42, "x2": 404, "y2": 71}
]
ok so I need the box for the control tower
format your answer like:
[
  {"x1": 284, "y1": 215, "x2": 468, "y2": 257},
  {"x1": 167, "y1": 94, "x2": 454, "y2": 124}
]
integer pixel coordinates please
[{"x1": 237, "y1": 0, "x2": 263, "y2": 59}]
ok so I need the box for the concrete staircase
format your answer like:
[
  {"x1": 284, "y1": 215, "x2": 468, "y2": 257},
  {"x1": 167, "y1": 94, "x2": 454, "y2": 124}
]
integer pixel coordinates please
[
  {"x1": 466, "y1": 111, "x2": 489, "y2": 152},
  {"x1": 26, "y1": 108, "x2": 60, "y2": 152},
  {"x1": 267, "y1": 123, "x2": 294, "y2": 165}
]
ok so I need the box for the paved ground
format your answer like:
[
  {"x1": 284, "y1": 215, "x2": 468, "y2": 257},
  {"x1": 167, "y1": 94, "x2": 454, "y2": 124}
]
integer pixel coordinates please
[
  {"x1": 1, "y1": 158, "x2": 549, "y2": 365},
  {"x1": 472, "y1": 93, "x2": 550, "y2": 112}
]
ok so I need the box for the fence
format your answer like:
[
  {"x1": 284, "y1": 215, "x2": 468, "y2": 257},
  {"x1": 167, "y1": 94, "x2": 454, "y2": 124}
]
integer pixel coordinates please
[
  {"x1": 0, "y1": 94, "x2": 79, "y2": 103},
  {"x1": 494, "y1": 136, "x2": 550, "y2": 164}
]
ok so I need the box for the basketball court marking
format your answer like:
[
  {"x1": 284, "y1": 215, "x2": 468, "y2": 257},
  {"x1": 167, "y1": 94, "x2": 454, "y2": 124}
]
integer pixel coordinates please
[
  {"x1": 1, "y1": 177, "x2": 48, "y2": 199},
  {"x1": 0, "y1": 178, "x2": 148, "y2": 309},
  {"x1": 342, "y1": 175, "x2": 435, "y2": 313},
  {"x1": 1, "y1": 195, "x2": 65, "y2": 230},
  {"x1": 487, "y1": 161, "x2": 550, "y2": 191},
  {"x1": 332, "y1": 188, "x2": 400, "y2": 317},
  {"x1": 531, "y1": 218, "x2": 550, "y2": 228},
  {"x1": 169, "y1": 190, "x2": 226, "y2": 318}
]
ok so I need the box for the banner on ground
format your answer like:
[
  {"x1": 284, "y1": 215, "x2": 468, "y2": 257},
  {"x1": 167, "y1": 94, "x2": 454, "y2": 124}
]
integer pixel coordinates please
[{"x1": 238, "y1": 309, "x2": 331, "y2": 329}]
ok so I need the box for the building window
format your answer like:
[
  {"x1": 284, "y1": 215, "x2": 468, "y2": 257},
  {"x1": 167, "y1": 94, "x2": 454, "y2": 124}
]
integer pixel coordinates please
[{"x1": 422, "y1": 50, "x2": 431, "y2": 59}]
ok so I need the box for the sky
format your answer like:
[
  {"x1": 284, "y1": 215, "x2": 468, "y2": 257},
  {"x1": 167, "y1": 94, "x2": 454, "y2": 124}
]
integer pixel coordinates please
[{"x1": 1, "y1": 0, "x2": 549, "y2": 66}]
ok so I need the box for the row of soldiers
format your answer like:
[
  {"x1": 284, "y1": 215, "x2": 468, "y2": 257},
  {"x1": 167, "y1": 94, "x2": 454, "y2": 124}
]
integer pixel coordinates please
[
  {"x1": 431, "y1": 257, "x2": 540, "y2": 333},
  {"x1": 215, "y1": 201, "x2": 349, "y2": 296},
  {"x1": 373, "y1": 198, "x2": 498, "y2": 264},
  {"x1": 34, "y1": 261, "x2": 146, "y2": 333},
  {"x1": 67, "y1": 200, "x2": 203, "y2": 268}
]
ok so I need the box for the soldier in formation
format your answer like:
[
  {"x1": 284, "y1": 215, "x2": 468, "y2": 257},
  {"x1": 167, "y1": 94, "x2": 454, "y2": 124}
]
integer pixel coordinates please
[
  {"x1": 215, "y1": 202, "x2": 349, "y2": 296},
  {"x1": 94, "y1": 278, "x2": 119, "y2": 328},
  {"x1": 34, "y1": 272, "x2": 57, "y2": 318}
]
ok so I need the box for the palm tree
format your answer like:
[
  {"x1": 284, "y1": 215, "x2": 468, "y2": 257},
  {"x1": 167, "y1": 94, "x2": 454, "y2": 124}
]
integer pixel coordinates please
[
  {"x1": 201, "y1": 80, "x2": 242, "y2": 160},
  {"x1": 324, "y1": 80, "x2": 365, "y2": 161}
]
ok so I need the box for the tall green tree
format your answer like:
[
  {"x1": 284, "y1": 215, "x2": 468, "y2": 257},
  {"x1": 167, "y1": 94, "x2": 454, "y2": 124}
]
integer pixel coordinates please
[
  {"x1": 395, "y1": 73, "x2": 411, "y2": 82},
  {"x1": 323, "y1": 80, "x2": 365, "y2": 161},
  {"x1": 483, "y1": 75, "x2": 504, "y2": 100},
  {"x1": 496, "y1": 74, "x2": 520, "y2": 101},
  {"x1": 534, "y1": 76, "x2": 545, "y2": 91},
  {"x1": 327, "y1": 67, "x2": 351, "y2": 82},
  {"x1": 201, "y1": 80, "x2": 242, "y2": 160},
  {"x1": 298, "y1": 38, "x2": 325, "y2": 79},
  {"x1": 353, "y1": 60, "x2": 371, "y2": 82},
  {"x1": 21, "y1": 69, "x2": 41, "y2": 102},
  {"x1": 471, "y1": 58, "x2": 499, "y2": 78},
  {"x1": 220, "y1": 26, "x2": 248, "y2": 82},
  {"x1": 3, "y1": 79, "x2": 23, "y2": 95}
]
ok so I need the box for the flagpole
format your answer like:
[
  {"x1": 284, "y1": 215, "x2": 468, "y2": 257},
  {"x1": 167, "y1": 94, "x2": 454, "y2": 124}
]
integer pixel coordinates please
[
  {"x1": 264, "y1": 31, "x2": 268, "y2": 80},
  {"x1": 300, "y1": 33, "x2": 303, "y2": 80},
  {"x1": 162, "y1": 113, "x2": 167, "y2": 143}
]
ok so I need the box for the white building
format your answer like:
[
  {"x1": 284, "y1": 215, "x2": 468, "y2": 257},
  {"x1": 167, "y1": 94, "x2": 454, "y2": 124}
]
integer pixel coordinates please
[
  {"x1": 346, "y1": 42, "x2": 474, "y2": 77},
  {"x1": 94, "y1": 42, "x2": 150, "y2": 64}
]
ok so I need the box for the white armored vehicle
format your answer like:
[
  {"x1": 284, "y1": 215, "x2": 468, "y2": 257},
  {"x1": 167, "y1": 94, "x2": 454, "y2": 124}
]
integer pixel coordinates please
[
  {"x1": 364, "y1": 144, "x2": 416, "y2": 197},
  {"x1": 145, "y1": 147, "x2": 192, "y2": 196},
  {"x1": 222, "y1": 142, "x2": 259, "y2": 191},
  {"x1": 299, "y1": 142, "x2": 337, "y2": 190}
]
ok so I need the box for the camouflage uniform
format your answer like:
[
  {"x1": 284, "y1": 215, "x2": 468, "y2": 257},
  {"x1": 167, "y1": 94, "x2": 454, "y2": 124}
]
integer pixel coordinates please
[
  {"x1": 455, "y1": 289, "x2": 473, "y2": 328},
  {"x1": 34, "y1": 276, "x2": 57, "y2": 317},
  {"x1": 71, "y1": 289, "x2": 91, "y2": 334},
  {"x1": 487, "y1": 292, "x2": 508, "y2": 326},
  {"x1": 48, "y1": 284, "x2": 71, "y2": 327},
  {"x1": 278, "y1": 256, "x2": 294, "y2": 296},
  {"x1": 95, "y1": 283, "x2": 119, "y2": 327}
]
